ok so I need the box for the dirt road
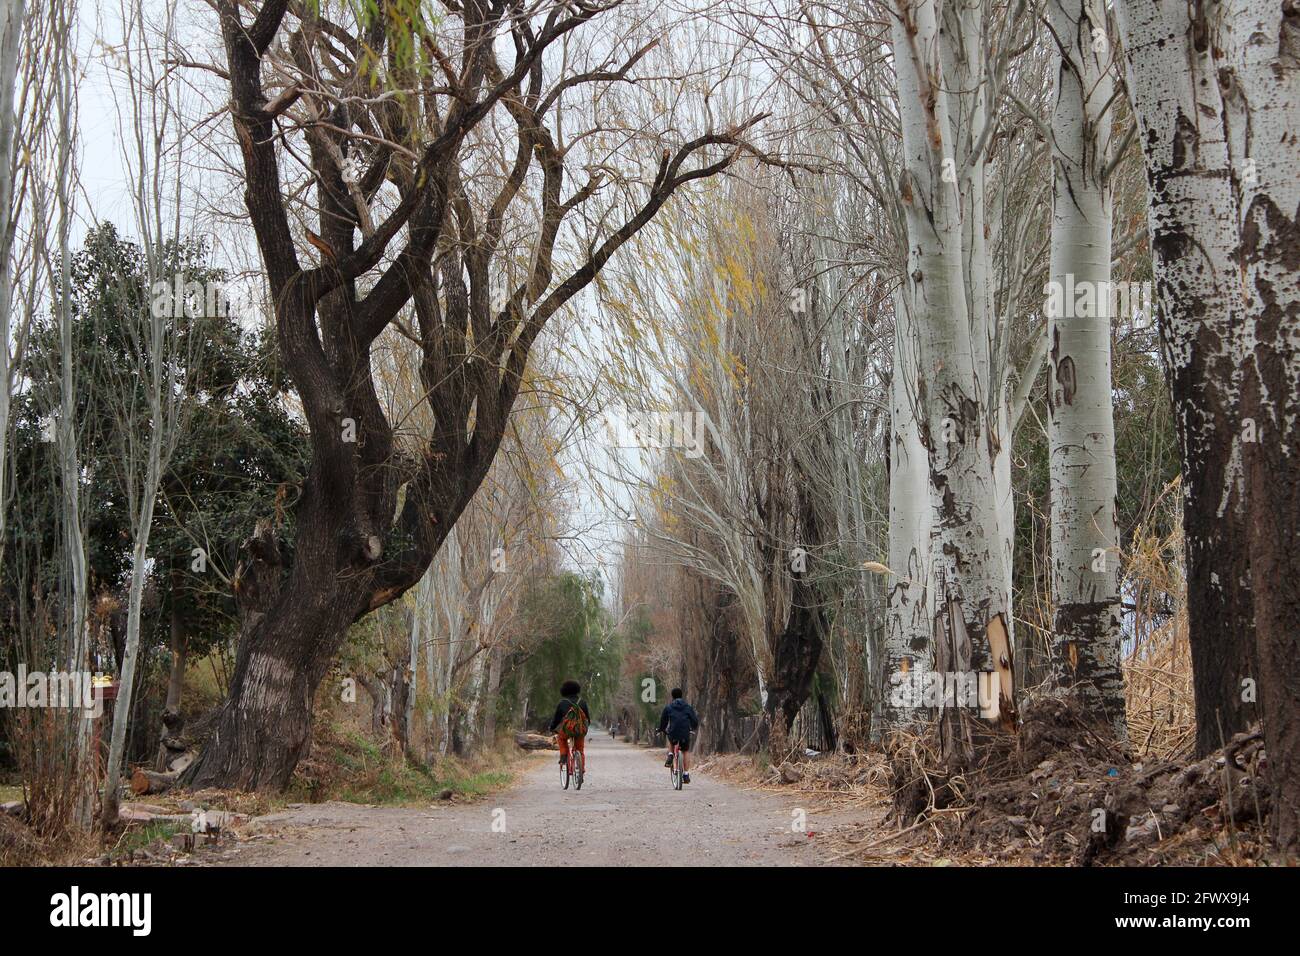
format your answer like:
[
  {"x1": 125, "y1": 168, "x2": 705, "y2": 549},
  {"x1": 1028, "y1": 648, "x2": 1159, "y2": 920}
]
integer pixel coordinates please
[{"x1": 223, "y1": 734, "x2": 842, "y2": 866}]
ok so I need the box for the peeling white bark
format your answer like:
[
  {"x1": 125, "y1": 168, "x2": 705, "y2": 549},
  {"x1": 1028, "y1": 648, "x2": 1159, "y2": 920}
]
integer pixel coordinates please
[
  {"x1": 884, "y1": 287, "x2": 932, "y2": 729},
  {"x1": 1045, "y1": 0, "x2": 1125, "y2": 738},
  {"x1": 889, "y1": 0, "x2": 1013, "y2": 710},
  {"x1": 1213, "y1": 0, "x2": 1300, "y2": 851},
  {"x1": 1115, "y1": 0, "x2": 1258, "y2": 755}
]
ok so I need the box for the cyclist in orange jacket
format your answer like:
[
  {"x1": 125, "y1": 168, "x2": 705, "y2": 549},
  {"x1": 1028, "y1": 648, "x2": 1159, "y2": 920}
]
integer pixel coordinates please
[{"x1": 548, "y1": 679, "x2": 590, "y2": 768}]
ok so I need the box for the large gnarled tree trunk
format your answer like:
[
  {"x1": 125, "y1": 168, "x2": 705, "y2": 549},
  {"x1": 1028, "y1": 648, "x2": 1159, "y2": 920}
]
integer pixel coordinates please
[{"x1": 183, "y1": 0, "x2": 762, "y2": 790}]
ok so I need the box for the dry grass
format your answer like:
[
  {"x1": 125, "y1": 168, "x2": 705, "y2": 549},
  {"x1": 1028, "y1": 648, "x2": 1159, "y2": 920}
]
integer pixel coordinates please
[
  {"x1": 286, "y1": 700, "x2": 521, "y2": 807},
  {"x1": 701, "y1": 750, "x2": 892, "y2": 812},
  {"x1": 1121, "y1": 491, "x2": 1195, "y2": 760},
  {"x1": 0, "y1": 815, "x2": 99, "y2": 866},
  {"x1": 3, "y1": 697, "x2": 97, "y2": 850}
]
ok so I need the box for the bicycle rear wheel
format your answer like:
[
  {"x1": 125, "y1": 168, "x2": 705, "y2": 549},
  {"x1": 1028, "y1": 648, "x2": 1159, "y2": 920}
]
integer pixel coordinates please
[
  {"x1": 574, "y1": 750, "x2": 584, "y2": 790},
  {"x1": 561, "y1": 752, "x2": 570, "y2": 790},
  {"x1": 672, "y1": 749, "x2": 683, "y2": 790}
]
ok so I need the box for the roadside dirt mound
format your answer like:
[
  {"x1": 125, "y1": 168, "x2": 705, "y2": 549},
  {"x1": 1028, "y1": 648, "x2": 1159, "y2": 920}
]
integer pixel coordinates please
[{"x1": 886, "y1": 699, "x2": 1271, "y2": 865}]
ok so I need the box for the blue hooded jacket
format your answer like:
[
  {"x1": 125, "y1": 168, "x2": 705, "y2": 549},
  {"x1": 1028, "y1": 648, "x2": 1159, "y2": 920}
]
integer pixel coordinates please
[{"x1": 658, "y1": 698, "x2": 700, "y2": 741}]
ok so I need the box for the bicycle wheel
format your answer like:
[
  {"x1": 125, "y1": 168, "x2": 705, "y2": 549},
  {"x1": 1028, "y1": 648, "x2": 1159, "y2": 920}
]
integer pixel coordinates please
[
  {"x1": 561, "y1": 751, "x2": 570, "y2": 790},
  {"x1": 673, "y1": 749, "x2": 683, "y2": 790},
  {"x1": 574, "y1": 750, "x2": 584, "y2": 790}
]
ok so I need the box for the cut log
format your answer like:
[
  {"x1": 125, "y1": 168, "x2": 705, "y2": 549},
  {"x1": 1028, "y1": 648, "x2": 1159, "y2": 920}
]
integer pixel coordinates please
[
  {"x1": 130, "y1": 767, "x2": 181, "y2": 795},
  {"x1": 514, "y1": 732, "x2": 558, "y2": 751}
]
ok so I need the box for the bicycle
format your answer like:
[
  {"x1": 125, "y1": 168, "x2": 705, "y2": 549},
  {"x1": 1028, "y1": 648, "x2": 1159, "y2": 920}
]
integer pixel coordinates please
[
  {"x1": 559, "y1": 739, "x2": 584, "y2": 791},
  {"x1": 667, "y1": 739, "x2": 684, "y2": 790}
]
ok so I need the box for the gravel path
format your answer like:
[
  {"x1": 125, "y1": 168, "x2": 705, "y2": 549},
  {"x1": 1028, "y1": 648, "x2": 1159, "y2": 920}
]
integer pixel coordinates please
[{"x1": 223, "y1": 734, "x2": 843, "y2": 866}]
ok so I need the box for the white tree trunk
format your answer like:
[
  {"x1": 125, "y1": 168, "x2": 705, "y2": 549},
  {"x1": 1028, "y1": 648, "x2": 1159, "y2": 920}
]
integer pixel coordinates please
[
  {"x1": 882, "y1": 288, "x2": 932, "y2": 731},
  {"x1": 102, "y1": 230, "x2": 176, "y2": 826},
  {"x1": 813, "y1": 219, "x2": 881, "y2": 731},
  {"x1": 940, "y1": 0, "x2": 1018, "y2": 663},
  {"x1": 424, "y1": 601, "x2": 437, "y2": 762},
  {"x1": 404, "y1": 568, "x2": 433, "y2": 753},
  {"x1": 1115, "y1": 0, "x2": 1257, "y2": 756},
  {"x1": 1045, "y1": 0, "x2": 1125, "y2": 738},
  {"x1": 0, "y1": 0, "x2": 24, "y2": 562},
  {"x1": 1213, "y1": 0, "x2": 1300, "y2": 852},
  {"x1": 100, "y1": 0, "x2": 190, "y2": 825},
  {"x1": 993, "y1": 399, "x2": 1014, "y2": 650},
  {"x1": 889, "y1": 0, "x2": 1015, "y2": 751},
  {"x1": 102, "y1": 468, "x2": 161, "y2": 823},
  {"x1": 47, "y1": 0, "x2": 93, "y2": 826},
  {"x1": 481, "y1": 644, "x2": 502, "y2": 746}
]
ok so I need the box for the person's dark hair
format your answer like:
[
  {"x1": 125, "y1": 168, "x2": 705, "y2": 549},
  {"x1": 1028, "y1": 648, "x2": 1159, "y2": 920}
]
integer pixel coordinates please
[
  {"x1": 560, "y1": 679, "x2": 581, "y2": 698},
  {"x1": 671, "y1": 687, "x2": 683, "y2": 699}
]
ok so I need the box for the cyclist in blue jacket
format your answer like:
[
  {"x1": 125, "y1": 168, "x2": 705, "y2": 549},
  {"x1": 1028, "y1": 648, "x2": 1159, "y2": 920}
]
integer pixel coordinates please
[{"x1": 658, "y1": 688, "x2": 700, "y2": 784}]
